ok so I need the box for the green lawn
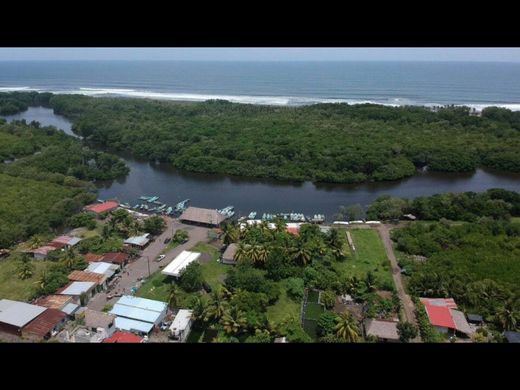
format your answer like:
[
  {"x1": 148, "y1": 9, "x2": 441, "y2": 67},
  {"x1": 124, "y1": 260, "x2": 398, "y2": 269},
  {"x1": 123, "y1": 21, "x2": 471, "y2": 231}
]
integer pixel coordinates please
[
  {"x1": 266, "y1": 280, "x2": 301, "y2": 324},
  {"x1": 0, "y1": 256, "x2": 51, "y2": 301},
  {"x1": 135, "y1": 271, "x2": 172, "y2": 303},
  {"x1": 334, "y1": 228, "x2": 394, "y2": 291},
  {"x1": 305, "y1": 302, "x2": 324, "y2": 320},
  {"x1": 190, "y1": 242, "x2": 228, "y2": 290}
]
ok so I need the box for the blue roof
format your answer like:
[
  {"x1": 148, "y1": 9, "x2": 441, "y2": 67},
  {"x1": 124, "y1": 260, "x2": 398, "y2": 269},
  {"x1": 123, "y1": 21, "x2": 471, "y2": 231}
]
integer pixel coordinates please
[
  {"x1": 62, "y1": 303, "x2": 80, "y2": 315},
  {"x1": 110, "y1": 303, "x2": 163, "y2": 324},
  {"x1": 114, "y1": 317, "x2": 154, "y2": 334},
  {"x1": 116, "y1": 295, "x2": 167, "y2": 313}
]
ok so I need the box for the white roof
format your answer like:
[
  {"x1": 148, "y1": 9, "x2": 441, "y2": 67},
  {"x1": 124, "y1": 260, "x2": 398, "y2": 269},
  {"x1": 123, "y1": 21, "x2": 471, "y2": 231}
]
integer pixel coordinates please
[
  {"x1": 170, "y1": 309, "x2": 192, "y2": 333},
  {"x1": 59, "y1": 281, "x2": 96, "y2": 296},
  {"x1": 86, "y1": 262, "x2": 113, "y2": 276},
  {"x1": 114, "y1": 317, "x2": 154, "y2": 334},
  {"x1": 124, "y1": 234, "x2": 150, "y2": 247},
  {"x1": 161, "y1": 251, "x2": 201, "y2": 277},
  {"x1": 0, "y1": 299, "x2": 47, "y2": 328}
]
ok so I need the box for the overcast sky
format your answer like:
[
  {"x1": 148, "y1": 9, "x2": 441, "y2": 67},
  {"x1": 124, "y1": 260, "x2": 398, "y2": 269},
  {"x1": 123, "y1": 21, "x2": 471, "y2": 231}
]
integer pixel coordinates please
[{"x1": 0, "y1": 48, "x2": 519, "y2": 62}]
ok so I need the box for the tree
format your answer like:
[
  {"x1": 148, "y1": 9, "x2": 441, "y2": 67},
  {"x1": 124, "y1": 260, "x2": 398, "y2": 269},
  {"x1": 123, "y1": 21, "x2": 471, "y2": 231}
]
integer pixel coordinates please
[
  {"x1": 221, "y1": 223, "x2": 239, "y2": 245},
  {"x1": 173, "y1": 229, "x2": 189, "y2": 243},
  {"x1": 320, "y1": 290, "x2": 336, "y2": 309},
  {"x1": 143, "y1": 216, "x2": 166, "y2": 235},
  {"x1": 286, "y1": 277, "x2": 305, "y2": 300},
  {"x1": 365, "y1": 271, "x2": 377, "y2": 292},
  {"x1": 188, "y1": 295, "x2": 209, "y2": 325},
  {"x1": 178, "y1": 262, "x2": 203, "y2": 292},
  {"x1": 290, "y1": 239, "x2": 312, "y2": 265},
  {"x1": 334, "y1": 312, "x2": 360, "y2": 342},
  {"x1": 397, "y1": 321, "x2": 418, "y2": 343},
  {"x1": 221, "y1": 306, "x2": 247, "y2": 335},
  {"x1": 234, "y1": 242, "x2": 250, "y2": 263},
  {"x1": 495, "y1": 300, "x2": 519, "y2": 331},
  {"x1": 317, "y1": 311, "x2": 339, "y2": 337},
  {"x1": 206, "y1": 287, "x2": 228, "y2": 322},
  {"x1": 253, "y1": 245, "x2": 270, "y2": 266},
  {"x1": 17, "y1": 255, "x2": 34, "y2": 280},
  {"x1": 167, "y1": 283, "x2": 181, "y2": 309}
]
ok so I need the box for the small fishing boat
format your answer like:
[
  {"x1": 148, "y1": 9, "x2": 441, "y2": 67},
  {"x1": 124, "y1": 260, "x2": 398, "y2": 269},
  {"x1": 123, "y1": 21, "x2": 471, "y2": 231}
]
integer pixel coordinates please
[{"x1": 248, "y1": 211, "x2": 257, "y2": 219}]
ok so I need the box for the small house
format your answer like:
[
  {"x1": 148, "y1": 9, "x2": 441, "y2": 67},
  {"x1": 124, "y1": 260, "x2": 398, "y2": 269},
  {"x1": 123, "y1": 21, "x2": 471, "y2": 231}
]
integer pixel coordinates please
[
  {"x1": 84, "y1": 201, "x2": 119, "y2": 215},
  {"x1": 0, "y1": 299, "x2": 47, "y2": 336},
  {"x1": 363, "y1": 319, "x2": 400, "y2": 342},
  {"x1": 58, "y1": 281, "x2": 97, "y2": 305},
  {"x1": 221, "y1": 243, "x2": 238, "y2": 265},
  {"x1": 124, "y1": 234, "x2": 150, "y2": 248},
  {"x1": 84, "y1": 309, "x2": 116, "y2": 339},
  {"x1": 169, "y1": 309, "x2": 193, "y2": 343},
  {"x1": 22, "y1": 308, "x2": 67, "y2": 341}
]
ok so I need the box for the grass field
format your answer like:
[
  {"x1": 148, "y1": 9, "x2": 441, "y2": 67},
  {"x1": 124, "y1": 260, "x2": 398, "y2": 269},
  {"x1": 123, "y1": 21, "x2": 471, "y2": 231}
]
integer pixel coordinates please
[
  {"x1": 334, "y1": 228, "x2": 394, "y2": 291},
  {"x1": 190, "y1": 242, "x2": 228, "y2": 290},
  {"x1": 0, "y1": 256, "x2": 51, "y2": 301},
  {"x1": 266, "y1": 280, "x2": 301, "y2": 324}
]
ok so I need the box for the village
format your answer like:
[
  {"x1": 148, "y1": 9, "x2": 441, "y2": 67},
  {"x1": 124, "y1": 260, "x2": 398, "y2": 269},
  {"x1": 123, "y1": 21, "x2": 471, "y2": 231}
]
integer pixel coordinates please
[{"x1": 1, "y1": 197, "x2": 514, "y2": 345}]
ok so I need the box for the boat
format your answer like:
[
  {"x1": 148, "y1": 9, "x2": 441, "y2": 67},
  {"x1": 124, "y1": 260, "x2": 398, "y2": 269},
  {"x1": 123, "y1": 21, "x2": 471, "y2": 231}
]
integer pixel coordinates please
[
  {"x1": 158, "y1": 204, "x2": 167, "y2": 211},
  {"x1": 175, "y1": 199, "x2": 190, "y2": 211},
  {"x1": 147, "y1": 196, "x2": 159, "y2": 203},
  {"x1": 120, "y1": 203, "x2": 131, "y2": 209},
  {"x1": 248, "y1": 211, "x2": 257, "y2": 219},
  {"x1": 166, "y1": 207, "x2": 173, "y2": 215},
  {"x1": 133, "y1": 204, "x2": 140, "y2": 209},
  {"x1": 139, "y1": 196, "x2": 151, "y2": 201}
]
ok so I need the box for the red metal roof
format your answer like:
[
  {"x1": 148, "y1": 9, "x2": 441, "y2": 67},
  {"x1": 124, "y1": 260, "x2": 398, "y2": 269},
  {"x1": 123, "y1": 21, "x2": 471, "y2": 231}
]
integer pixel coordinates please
[
  {"x1": 286, "y1": 227, "x2": 300, "y2": 236},
  {"x1": 422, "y1": 302, "x2": 456, "y2": 329},
  {"x1": 420, "y1": 297, "x2": 458, "y2": 310},
  {"x1": 103, "y1": 331, "x2": 143, "y2": 343},
  {"x1": 85, "y1": 201, "x2": 119, "y2": 214},
  {"x1": 102, "y1": 252, "x2": 129, "y2": 264},
  {"x1": 22, "y1": 309, "x2": 66, "y2": 338},
  {"x1": 84, "y1": 253, "x2": 104, "y2": 262}
]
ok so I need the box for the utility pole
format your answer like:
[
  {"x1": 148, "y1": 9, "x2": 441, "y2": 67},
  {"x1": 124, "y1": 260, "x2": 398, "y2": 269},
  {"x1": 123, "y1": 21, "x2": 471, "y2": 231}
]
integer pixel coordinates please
[{"x1": 146, "y1": 255, "x2": 151, "y2": 278}]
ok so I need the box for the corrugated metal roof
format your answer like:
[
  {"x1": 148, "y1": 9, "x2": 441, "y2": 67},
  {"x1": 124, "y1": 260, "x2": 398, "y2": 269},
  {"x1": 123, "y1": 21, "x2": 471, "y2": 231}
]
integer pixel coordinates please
[
  {"x1": 84, "y1": 309, "x2": 116, "y2": 329},
  {"x1": 114, "y1": 317, "x2": 154, "y2": 334},
  {"x1": 170, "y1": 310, "x2": 192, "y2": 333},
  {"x1": 85, "y1": 201, "x2": 119, "y2": 214},
  {"x1": 35, "y1": 295, "x2": 72, "y2": 310},
  {"x1": 103, "y1": 331, "x2": 143, "y2": 343},
  {"x1": 51, "y1": 235, "x2": 81, "y2": 246},
  {"x1": 161, "y1": 251, "x2": 201, "y2": 277},
  {"x1": 62, "y1": 303, "x2": 80, "y2": 315},
  {"x1": 86, "y1": 262, "x2": 112, "y2": 275},
  {"x1": 110, "y1": 304, "x2": 163, "y2": 324},
  {"x1": 179, "y1": 207, "x2": 226, "y2": 226},
  {"x1": 0, "y1": 299, "x2": 47, "y2": 328},
  {"x1": 222, "y1": 244, "x2": 237, "y2": 262},
  {"x1": 115, "y1": 295, "x2": 167, "y2": 313},
  {"x1": 124, "y1": 234, "x2": 150, "y2": 247},
  {"x1": 68, "y1": 270, "x2": 105, "y2": 284},
  {"x1": 22, "y1": 308, "x2": 66, "y2": 338},
  {"x1": 451, "y1": 309, "x2": 474, "y2": 335},
  {"x1": 59, "y1": 281, "x2": 96, "y2": 296}
]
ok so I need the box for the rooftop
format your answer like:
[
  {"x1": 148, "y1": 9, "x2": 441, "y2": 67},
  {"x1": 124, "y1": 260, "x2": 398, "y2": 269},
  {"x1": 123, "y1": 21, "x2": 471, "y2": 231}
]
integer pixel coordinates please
[
  {"x1": 102, "y1": 252, "x2": 129, "y2": 264},
  {"x1": 124, "y1": 234, "x2": 150, "y2": 247},
  {"x1": 85, "y1": 201, "x2": 119, "y2": 214},
  {"x1": 504, "y1": 331, "x2": 520, "y2": 343},
  {"x1": 30, "y1": 246, "x2": 58, "y2": 256},
  {"x1": 86, "y1": 262, "x2": 117, "y2": 278},
  {"x1": 102, "y1": 331, "x2": 143, "y2": 343},
  {"x1": 222, "y1": 244, "x2": 237, "y2": 261},
  {"x1": 0, "y1": 299, "x2": 47, "y2": 328},
  {"x1": 58, "y1": 281, "x2": 96, "y2": 296},
  {"x1": 364, "y1": 319, "x2": 400, "y2": 340},
  {"x1": 179, "y1": 206, "x2": 226, "y2": 226},
  {"x1": 161, "y1": 251, "x2": 201, "y2": 278},
  {"x1": 68, "y1": 270, "x2": 106, "y2": 285},
  {"x1": 22, "y1": 308, "x2": 66, "y2": 338},
  {"x1": 84, "y1": 253, "x2": 104, "y2": 263},
  {"x1": 84, "y1": 309, "x2": 116, "y2": 329},
  {"x1": 51, "y1": 235, "x2": 82, "y2": 247},
  {"x1": 34, "y1": 295, "x2": 72, "y2": 310},
  {"x1": 114, "y1": 317, "x2": 154, "y2": 334},
  {"x1": 170, "y1": 309, "x2": 192, "y2": 333}
]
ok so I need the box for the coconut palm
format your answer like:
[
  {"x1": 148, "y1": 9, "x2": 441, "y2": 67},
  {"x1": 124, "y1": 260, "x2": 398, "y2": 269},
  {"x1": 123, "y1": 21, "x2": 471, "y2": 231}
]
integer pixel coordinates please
[
  {"x1": 17, "y1": 259, "x2": 34, "y2": 280},
  {"x1": 274, "y1": 218, "x2": 286, "y2": 233},
  {"x1": 334, "y1": 312, "x2": 360, "y2": 342},
  {"x1": 167, "y1": 284, "x2": 181, "y2": 309},
  {"x1": 255, "y1": 245, "x2": 270, "y2": 265},
  {"x1": 221, "y1": 306, "x2": 247, "y2": 335},
  {"x1": 234, "y1": 242, "x2": 251, "y2": 263},
  {"x1": 34, "y1": 271, "x2": 49, "y2": 291},
  {"x1": 28, "y1": 235, "x2": 45, "y2": 250},
  {"x1": 221, "y1": 223, "x2": 239, "y2": 245},
  {"x1": 365, "y1": 271, "x2": 377, "y2": 292},
  {"x1": 290, "y1": 239, "x2": 312, "y2": 265},
  {"x1": 206, "y1": 287, "x2": 228, "y2": 322},
  {"x1": 189, "y1": 295, "x2": 209, "y2": 323},
  {"x1": 328, "y1": 228, "x2": 344, "y2": 250},
  {"x1": 495, "y1": 300, "x2": 520, "y2": 331}
]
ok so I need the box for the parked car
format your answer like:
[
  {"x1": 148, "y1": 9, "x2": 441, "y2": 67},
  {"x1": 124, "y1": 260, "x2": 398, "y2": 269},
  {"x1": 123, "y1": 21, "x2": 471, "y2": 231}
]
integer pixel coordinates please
[
  {"x1": 164, "y1": 237, "x2": 171, "y2": 244},
  {"x1": 155, "y1": 254, "x2": 166, "y2": 262}
]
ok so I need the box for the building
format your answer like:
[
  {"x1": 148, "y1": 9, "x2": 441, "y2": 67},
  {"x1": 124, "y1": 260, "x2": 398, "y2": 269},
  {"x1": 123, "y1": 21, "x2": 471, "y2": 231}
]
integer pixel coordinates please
[
  {"x1": 161, "y1": 250, "x2": 201, "y2": 278},
  {"x1": 68, "y1": 270, "x2": 107, "y2": 290},
  {"x1": 50, "y1": 235, "x2": 82, "y2": 249},
  {"x1": 221, "y1": 243, "x2": 238, "y2": 265},
  {"x1": 110, "y1": 295, "x2": 168, "y2": 335},
  {"x1": 420, "y1": 298, "x2": 474, "y2": 337},
  {"x1": 102, "y1": 331, "x2": 144, "y2": 343},
  {"x1": 124, "y1": 233, "x2": 150, "y2": 248},
  {"x1": 29, "y1": 245, "x2": 59, "y2": 260},
  {"x1": 0, "y1": 299, "x2": 47, "y2": 336},
  {"x1": 102, "y1": 252, "x2": 129, "y2": 266},
  {"x1": 274, "y1": 337, "x2": 287, "y2": 343},
  {"x1": 84, "y1": 309, "x2": 116, "y2": 339},
  {"x1": 84, "y1": 200, "x2": 119, "y2": 215},
  {"x1": 504, "y1": 331, "x2": 520, "y2": 343},
  {"x1": 84, "y1": 253, "x2": 104, "y2": 263},
  {"x1": 169, "y1": 309, "x2": 193, "y2": 342},
  {"x1": 35, "y1": 294, "x2": 73, "y2": 310},
  {"x1": 86, "y1": 261, "x2": 119, "y2": 280},
  {"x1": 22, "y1": 308, "x2": 67, "y2": 340},
  {"x1": 179, "y1": 206, "x2": 226, "y2": 227},
  {"x1": 58, "y1": 281, "x2": 97, "y2": 305},
  {"x1": 467, "y1": 314, "x2": 484, "y2": 326},
  {"x1": 363, "y1": 319, "x2": 400, "y2": 342}
]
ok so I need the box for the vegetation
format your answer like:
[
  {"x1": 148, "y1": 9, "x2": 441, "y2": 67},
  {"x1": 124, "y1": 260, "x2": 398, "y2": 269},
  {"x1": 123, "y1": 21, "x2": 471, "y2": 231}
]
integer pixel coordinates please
[
  {"x1": 397, "y1": 321, "x2": 418, "y2": 343},
  {"x1": 142, "y1": 216, "x2": 166, "y2": 236},
  {"x1": 2, "y1": 92, "x2": 519, "y2": 184}
]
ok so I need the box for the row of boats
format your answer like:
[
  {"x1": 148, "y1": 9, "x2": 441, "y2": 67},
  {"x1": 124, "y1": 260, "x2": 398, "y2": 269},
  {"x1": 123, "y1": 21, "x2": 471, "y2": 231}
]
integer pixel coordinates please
[
  {"x1": 123, "y1": 196, "x2": 191, "y2": 216},
  {"x1": 217, "y1": 206, "x2": 235, "y2": 218},
  {"x1": 245, "y1": 212, "x2": 325, "y2": 223}
]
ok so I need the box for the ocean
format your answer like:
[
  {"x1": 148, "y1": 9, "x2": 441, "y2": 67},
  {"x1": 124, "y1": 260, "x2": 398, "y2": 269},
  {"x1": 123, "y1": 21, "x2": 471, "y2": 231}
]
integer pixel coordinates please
[{"x1": 1, "y1": 61, "x2": 520, "y2": 110}]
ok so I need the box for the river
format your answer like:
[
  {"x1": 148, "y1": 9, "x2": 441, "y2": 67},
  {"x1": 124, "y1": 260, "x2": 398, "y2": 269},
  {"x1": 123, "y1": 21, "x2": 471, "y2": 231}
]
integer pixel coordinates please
[{"x1": 4, "y1": 107, "x2": 520, "y2": 219}]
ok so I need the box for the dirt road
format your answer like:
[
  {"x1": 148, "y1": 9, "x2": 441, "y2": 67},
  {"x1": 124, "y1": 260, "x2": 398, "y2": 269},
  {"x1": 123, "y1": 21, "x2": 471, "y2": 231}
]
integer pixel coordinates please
[
  {"x1": 87, "y1": 218, "x2": 211, "y2": 311},
  {"x1": 376, "y1": 224, "x2": 421, "y2": 341}
]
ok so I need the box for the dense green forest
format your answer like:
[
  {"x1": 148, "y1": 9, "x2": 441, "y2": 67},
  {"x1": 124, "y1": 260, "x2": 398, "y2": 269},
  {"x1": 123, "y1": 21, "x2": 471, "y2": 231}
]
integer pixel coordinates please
[
  {"x1": 393, "y1": 220, "x2": 520, "y2": 332},
  {"x1": 367, "y1": 189, "x2": 520, "y2": 221},
  {"x1": 3, "y1": 91, "x2": 520, "y2": 184}
]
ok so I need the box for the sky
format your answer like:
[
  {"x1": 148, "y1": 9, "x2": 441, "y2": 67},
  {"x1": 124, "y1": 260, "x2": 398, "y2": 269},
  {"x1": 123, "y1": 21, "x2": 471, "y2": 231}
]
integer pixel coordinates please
[{"x1": 0, "y1": 48, "x2": 519, "y2": 62}]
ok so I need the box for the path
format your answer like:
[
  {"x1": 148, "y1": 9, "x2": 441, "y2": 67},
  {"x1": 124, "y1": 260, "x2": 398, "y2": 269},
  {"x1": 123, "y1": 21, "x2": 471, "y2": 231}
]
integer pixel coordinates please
[
  {"x1": 88, "y1": 218, "x2": 211, "y2": 311},
  {"x1": 376, "y1": 224, "x2": 421, "y2": 342}
]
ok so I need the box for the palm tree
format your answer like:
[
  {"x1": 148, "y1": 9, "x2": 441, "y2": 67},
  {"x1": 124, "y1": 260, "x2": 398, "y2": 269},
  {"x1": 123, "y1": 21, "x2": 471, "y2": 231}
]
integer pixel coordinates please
[
  {"x1": 495, "y1": 300, "x2": 520, "y2": 331},
  {"x1": 190, "y1": 295, "x2": 209, "y2": 323},
  {"x1": 290, "y1": 239, "x2": 312, "y2": 265},
  {"x1": 167, "y1": 284, "x2": 181, "y2": 309},
  {"x1": 62, "y1": 253, "x2": 76, "y2": 270},
  {"x1": 334, "y1": 312, "x2": 360, "y2": 342},
  {"x1": 255, "y1": 245, "x2": 270, "y2": 265},
  {"x1": 17, "y1": 259, "x2": 34, "y2": 280},
  {"x1": 274, "y1": 218, "x2": 286, "y2": 233},
  {"x1": 206, "y1": 287, "x2": 228, "y2": 322},
  {"x1": 234, "y1": 242, "x2": 251, "y2": 263},
  {"x1": 101, "y1": 224, "x2": 111, "y2": 240},
  {"x1": 28, "y1": 235, "x2": 44, "y2": 249},
  {"x1": 221, "y1": 306, "x2": 247, "y2": 335},
  {"x1": 34, "y1": 271, "x2": 49, "y2": 291},
  {"x1": 221, "y1": 223, "x2": 239, "y2": 245},
  {"x1": 365, "y1": 271, "x2": 377, "y2": 292},
  {"x1": 328, "y1": 228, "x2": 343, "y2": 250}
]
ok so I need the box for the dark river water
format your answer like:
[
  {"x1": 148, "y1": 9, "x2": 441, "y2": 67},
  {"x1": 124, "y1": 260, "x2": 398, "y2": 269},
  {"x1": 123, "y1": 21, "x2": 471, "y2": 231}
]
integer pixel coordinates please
[{"x1": 4, "y1": 107, "x2": 520, "y2": 219}]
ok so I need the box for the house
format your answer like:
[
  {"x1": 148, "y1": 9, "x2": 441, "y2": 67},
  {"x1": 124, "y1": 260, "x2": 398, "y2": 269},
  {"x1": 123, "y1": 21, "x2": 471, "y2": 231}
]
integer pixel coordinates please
[
  {"x1": 34, "y1": 295, "x2": 73, "y2": 311},
  {"x1": 102, "y1": 252, "x2": 129, "y2": 266},
  {"x1": 50, "y1": 235, "x2": 82, "y2": 249},
  {"x1": 84, "y1": 200, "x2": 119, "y2": 215},
  {"x1": 504, "y1": 331, "x2": 520, "y2": 343},
  {"x1": 221, "y1": 243, "x2": 238, "y2": 265},
  {"x1": 29, "y1": 245, "x2": 59, "y2": 260},
  {"x1": 169, "y1": 309, "x2": 193, "y2": 342},
  {"x1": 84, "y1": 253, "x2": 104, "y2": 263},
  {"x1": 86, "y1": 261, "x2": 119, "y2": 280},
  {"x1": 0, "y1": 299, "x2": 47, "y2": 336},
  {"x1": 57, "y1": 281, "x2": 97, "y2": 305},
  {"x1": 124, "y1": 233, "x2": 150, "y2": 248},
  {"x1": 161, "y1": 250, "x2": 201, "y2": 278},
  {"x1": 467, "y1": 314, "x2": 484, "y2": 326},
  {"x1": 179, "y1": 206, "x2": 226, "y2": 227},
  {"x1": 110, "y1": 295, "x2": 168, "y2": 335},
  {"x1": 420, "y1": 298, "x2": 474, "y2": 337},
  {"x1": 364, "y1": 319, "x2": 400, "y2": 342},
  {"x1": 22, "y1": 308, "x2": 67, "y2": 341},
  {"x1": 102, "y1": 331, "x2": 144, "y2": 343},
  {"x1": 68, "y1": 270, "x2": 107, "y2": 290},
  {"x1": 84, "y1": 309, "x2": 116, "y2": 339}
]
